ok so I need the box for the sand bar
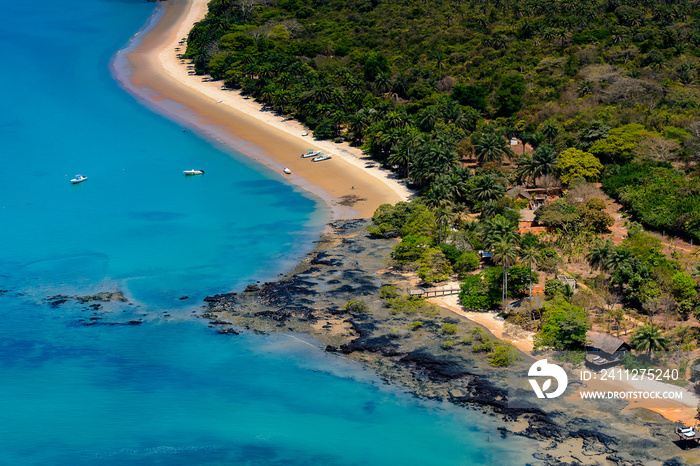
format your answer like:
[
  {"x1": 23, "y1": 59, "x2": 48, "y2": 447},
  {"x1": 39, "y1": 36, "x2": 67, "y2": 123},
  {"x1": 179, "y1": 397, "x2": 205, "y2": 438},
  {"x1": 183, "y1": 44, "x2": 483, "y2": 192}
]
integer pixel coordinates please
[{"x1": 113, "y1": 0, "x2": 410, "y2": 219}]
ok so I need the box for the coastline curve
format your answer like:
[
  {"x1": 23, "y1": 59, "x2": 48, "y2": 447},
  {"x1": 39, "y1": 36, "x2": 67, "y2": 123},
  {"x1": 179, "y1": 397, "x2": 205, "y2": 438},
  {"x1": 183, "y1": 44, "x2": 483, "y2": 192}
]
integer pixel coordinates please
[{"x1": 111, "y1": 0, "x2": 410, "y2": 220}]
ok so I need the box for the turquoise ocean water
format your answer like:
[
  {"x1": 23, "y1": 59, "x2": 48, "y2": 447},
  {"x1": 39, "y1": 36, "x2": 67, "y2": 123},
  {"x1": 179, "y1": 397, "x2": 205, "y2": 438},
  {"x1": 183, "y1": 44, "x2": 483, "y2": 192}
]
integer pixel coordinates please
[{"x1": 0, "y1": 0, "x2": 536, "y2": 464}]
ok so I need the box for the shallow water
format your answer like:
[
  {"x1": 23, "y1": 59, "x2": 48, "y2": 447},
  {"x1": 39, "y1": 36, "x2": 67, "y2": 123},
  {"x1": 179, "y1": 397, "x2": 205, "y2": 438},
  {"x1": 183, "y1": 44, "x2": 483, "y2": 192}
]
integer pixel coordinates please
[{"x1": 0, "y1": 0, "x2": 537, "y2": 463}]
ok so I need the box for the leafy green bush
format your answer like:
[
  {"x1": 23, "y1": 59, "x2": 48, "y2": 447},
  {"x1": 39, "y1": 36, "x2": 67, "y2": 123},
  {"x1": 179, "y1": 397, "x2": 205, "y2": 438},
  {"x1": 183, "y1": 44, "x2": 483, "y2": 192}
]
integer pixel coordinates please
[
  {"x1": 453, "y1": 252, "x2": 480, "y2": 274},
  {"x1": 533, "y1": 297, "x2": 589, "y2": 350},
  {"x1": 473, "y1": 338, "x2": 494, "y2": 353},
  {"x1": 417, "y1": 247, "x2": 453, "y2": 283},
  {"x1": 459, "y1": 271, "x2": 502, "y2": 310},
  {"x1": 380, "y1": 284, "x2": 399, "y2": 300},
  {"x1": 344, "y1": 299, "x2": 368, "y2": 313},
  {"x1": 557, "y1": 148, "x2": 603, "y2": 186},
  {"x1": 408, "y1": 321, "x2": 424, "y2": 331},
  {"x1": 622, "y1": 353, "x2": 653, "y2": 370},
  {"x1": 387, "y1": 296, "x2": 439, "y2": 316},
  {"x1": 488, "y1": 344, "x2": 518, "y2": 367},
  {"x1": 556, "y1": 351, "x2": 586, "y2": 365},
  {"x1": 441, "y1": 340, "x2": 458, "y2": 350},
  {"x1": 369, "y1": 202, "x2": 425, "y2": 238},
  {"x1": 441, "y1": 323, "x2": 458, "y2": 334},
  {"x1": 507, "y1": 264, "x2": 538, "y2": 297},
  {"x1": 545, "y1": 279, "x2": 572, "y2": 298},
  {"x1": 672, "y1": 272, "x2": 697, "y2": 301}
]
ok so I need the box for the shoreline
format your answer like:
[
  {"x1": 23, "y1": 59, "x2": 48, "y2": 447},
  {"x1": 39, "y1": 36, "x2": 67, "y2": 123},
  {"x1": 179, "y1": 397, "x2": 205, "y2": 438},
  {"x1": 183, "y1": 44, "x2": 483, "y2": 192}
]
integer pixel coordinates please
[
  {"x1": 113, "y1": 0, "x2": 411, "y2": 220},
  {"x1": 201, "y1": 219, "x2": 697, "y2": 464},
  {"x1": 111, "y1": 1, "x2": 700, "y2": 462}
]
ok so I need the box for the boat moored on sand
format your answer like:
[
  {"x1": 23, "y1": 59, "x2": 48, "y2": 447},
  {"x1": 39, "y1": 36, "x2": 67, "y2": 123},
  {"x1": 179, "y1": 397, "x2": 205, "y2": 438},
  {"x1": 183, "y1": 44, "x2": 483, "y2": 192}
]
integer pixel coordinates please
[
  {"x1": 301, "y1": 150, "x2": 322, "y2": 158},
  {"x1": 312, "y1": 154, "x2": 332, "y2": 162},
  {"x1": 283, "y1": 168, "x2": 292, "y2": 174}
]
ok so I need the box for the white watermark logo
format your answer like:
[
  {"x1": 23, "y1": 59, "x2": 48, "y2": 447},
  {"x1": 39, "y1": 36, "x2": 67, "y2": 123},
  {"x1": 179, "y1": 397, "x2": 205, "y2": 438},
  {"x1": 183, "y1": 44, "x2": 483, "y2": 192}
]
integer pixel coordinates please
[{"x1": 528, "y1": 359, "x2": 568, "y2": 399}]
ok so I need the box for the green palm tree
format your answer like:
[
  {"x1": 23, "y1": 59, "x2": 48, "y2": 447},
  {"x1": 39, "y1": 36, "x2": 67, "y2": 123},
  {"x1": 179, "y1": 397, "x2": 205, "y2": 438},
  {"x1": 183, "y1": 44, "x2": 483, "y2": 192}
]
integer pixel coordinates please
[
  {"x1": 417, "y1": 106, "x2": 439, "y2": 132},
  {"x1": 384, "y1": 111, "x2": 409, "y2": 129},
  {"x1": 472, "y1": 175, "x2": 505, "y2": 203},
  {"x1": 492, "y1": 236, "x2": 520, "y2": 303},
  {"x1": 519, "y1": 245, "x2": 541, "y2": 298},
  {"x1": 605, "y1": 247, "x2": 633, "y2": 272},
  {"x1": 516, "y1": 154, "x2": 537, "y2": 187},
  {"x1": 531, "y1": 144, "x2": 559, "y2": 180},
  {"x1": 586, "y1": 240, "x2": 614, "y2": 271},
  {"x1": 631, "y1": 323, "x2": 668, "y2": 358},
  {"x1": 388, "y1": 149, "x2": 411, "y2": 178},
  {"x1": 482, "y1": 215, "x2": 519, "y2": 249},
  {"x1": 375, "y1": 71, "x2": 392, "y2": 93},
  {"x1": 434, "y1": 207, "x2": 455, "y2": 244},
  {"x1": 540, "y1": 120, "x2": 559, "y2": 142},
  {"x1": 475, "y1": 132, "x2": 512, "y2": 166}
]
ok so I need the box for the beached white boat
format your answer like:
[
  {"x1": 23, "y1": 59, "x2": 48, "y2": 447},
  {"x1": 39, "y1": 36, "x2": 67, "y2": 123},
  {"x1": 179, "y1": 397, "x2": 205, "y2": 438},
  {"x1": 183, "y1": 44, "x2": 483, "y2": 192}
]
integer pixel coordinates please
[
  {"x1": 183, "y1": 169, "x2": 204, "y2": 175},
  {"x1": 312, "y1": 154, "x2": 332, "y2": 162},
  {"x1": 301, "y1": 149, "x2": 322, "y2": 158},
  {"x1": 71, "y1": 174, "x2": 87, "y2": 184},
  {"x1": 283, "y1": 168, "x2": 292, "y2": 174}
]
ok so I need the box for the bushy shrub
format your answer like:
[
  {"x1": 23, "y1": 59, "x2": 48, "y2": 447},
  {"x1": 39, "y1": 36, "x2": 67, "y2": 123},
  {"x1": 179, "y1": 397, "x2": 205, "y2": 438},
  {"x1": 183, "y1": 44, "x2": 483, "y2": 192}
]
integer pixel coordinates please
[
  {"x1": 417, "y1": 247, "x2": 453, "y2": 283},
  {"x1": 387, "y1": 296, "x2": 440, "y2": 316},
  {"x1": 344, "y1": 299, "x2": 368, "y2": 313},
  {"x1": 545, "y1": 279, "x2": 572, "y2": 298},
  {"x1": 454, "y1": 252, "x2": 480, "y2": 274},
  {"x1": 441, "y1": 340, "x2": 458, "y2": 350},
  {"x1": 488, "y1": 344, "x2": 518, "y2": 367},
  {"x1": 459, "y1": 275, "x2": 501, "y2": 310},
  {"x1": 380, "y1": 284, "x2": 399, "y2": 300},
  {"x1": 408, "y1": 321, "x2": 424, "y2": 331},
  {"x1": 473, "y1": 338, "x2": 494, "y2": 353},
  {"x1": 441, "y1": 323, "x2": 458, "y2": 334}
]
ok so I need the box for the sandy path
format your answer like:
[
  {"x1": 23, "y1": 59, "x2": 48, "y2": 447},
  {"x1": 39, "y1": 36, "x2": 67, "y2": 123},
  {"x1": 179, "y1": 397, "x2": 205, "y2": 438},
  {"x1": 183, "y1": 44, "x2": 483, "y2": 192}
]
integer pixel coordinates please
[
  {"x1": 428, "y1": 289, "x2": 535, "y2": 353},
  {"x1": 113, "y1": 0, "x2": 411, "y2": 219},
  {"x1": 431, "y1": 287, "x2": 700, "y2": 424}
]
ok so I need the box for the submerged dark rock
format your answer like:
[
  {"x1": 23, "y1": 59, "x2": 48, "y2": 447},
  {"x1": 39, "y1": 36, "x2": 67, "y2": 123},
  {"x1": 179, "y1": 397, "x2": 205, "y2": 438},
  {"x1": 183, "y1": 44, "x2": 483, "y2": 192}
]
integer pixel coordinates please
[
  {"x1": 398, "y1": 350, "x2": 471, "y2": 382},
  {"x1": 203, "y1": 292, "x2": 238, "y2": 303},
  {"x1": 76, "y1": 291, "x2": 127, "y2": 303}
]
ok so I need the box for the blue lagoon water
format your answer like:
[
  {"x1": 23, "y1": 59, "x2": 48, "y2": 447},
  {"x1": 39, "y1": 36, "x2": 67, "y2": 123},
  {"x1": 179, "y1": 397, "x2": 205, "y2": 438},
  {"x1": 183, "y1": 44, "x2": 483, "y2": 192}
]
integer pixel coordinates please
[{"x1": 0, "y1": 1, "x2": 536, "y2": 464}]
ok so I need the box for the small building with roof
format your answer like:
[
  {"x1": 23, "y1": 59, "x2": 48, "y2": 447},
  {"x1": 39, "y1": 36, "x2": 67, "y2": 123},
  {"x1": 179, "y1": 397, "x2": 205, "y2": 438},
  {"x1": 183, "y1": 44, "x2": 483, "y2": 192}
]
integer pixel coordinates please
[
  {"x1": 556, "y1": 275, "x2": 577, "y2": 292},
  {"x1": 507, "y1": 187, "x2": 533, "y2": 203},
  {"x1": 585, "y1": 331, "x2": 632, "y2": 368}
]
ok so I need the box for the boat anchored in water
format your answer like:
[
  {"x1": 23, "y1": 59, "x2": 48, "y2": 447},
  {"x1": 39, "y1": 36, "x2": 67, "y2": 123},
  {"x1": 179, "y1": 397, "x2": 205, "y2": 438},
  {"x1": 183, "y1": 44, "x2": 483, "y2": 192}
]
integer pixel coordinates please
[
  {"x1": 71, "y1": 174, "x2": 87, "y2": 184},
  {"x1": 301, "y1": 149, "x2": 322, "y2": 158},
  {"x1": 183, "y1": 169, "x2": 204, "y2": 175},
  {"x1": 312, "y1": 154, "x2": 332, "y2": 162}
]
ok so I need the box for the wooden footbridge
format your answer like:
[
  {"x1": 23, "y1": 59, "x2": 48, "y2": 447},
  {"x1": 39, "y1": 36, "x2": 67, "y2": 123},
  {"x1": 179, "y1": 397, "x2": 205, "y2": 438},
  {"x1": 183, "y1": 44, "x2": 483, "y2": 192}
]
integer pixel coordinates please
[{"x1": 409, "y1": 287, "x2": 460, "y2": 298}]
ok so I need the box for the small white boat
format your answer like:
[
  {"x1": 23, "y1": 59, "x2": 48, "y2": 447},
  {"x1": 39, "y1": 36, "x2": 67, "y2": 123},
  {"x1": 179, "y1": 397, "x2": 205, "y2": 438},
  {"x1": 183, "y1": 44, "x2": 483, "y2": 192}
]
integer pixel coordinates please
[
  {"x1": 183, "y1": 169, "x2": 204, "y2": 176},
  {"x1": 283, "y1": 168, "x2": 292, "y2": 174},
  {"x1": 301, "y1": 150, "x2": 322, "y2": 158},
  {"x1": 312, "y1": 154, "x2": 332, "y2": 162},
  {"x1": 71, "y1": 174, "x2": 87, "y2": 184},
  {"x1": 301, "y1": 132, "x2": 309, "y2": 137}
]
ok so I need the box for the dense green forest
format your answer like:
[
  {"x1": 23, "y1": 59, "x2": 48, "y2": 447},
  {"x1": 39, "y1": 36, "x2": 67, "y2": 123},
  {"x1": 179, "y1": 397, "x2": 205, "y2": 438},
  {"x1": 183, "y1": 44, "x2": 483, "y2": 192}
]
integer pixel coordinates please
[{"x1": 186, "y1": 0, "x2": 700, "y2": 240}]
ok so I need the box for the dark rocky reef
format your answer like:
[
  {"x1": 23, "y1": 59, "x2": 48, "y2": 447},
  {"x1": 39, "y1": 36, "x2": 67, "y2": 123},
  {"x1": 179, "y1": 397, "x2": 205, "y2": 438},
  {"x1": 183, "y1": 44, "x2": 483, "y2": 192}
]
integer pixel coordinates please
[{"x1": 201, "y1": 219, "x2": 686, "y2": 464}]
